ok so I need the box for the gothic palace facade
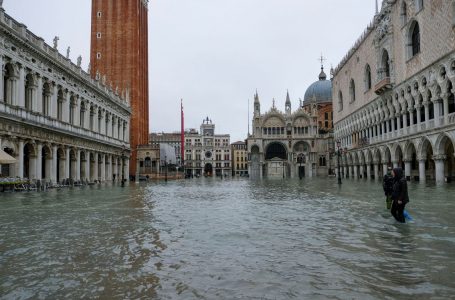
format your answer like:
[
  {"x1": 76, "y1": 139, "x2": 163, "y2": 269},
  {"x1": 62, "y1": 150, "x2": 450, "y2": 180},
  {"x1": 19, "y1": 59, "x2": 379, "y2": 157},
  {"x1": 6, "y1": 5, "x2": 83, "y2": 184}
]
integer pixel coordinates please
[
  {"x1": 333, "y1": 0, "x2": 455, "y2": 183},
  {"x1": 0, "y1": 7, "x2": 131, "y2": 184}
]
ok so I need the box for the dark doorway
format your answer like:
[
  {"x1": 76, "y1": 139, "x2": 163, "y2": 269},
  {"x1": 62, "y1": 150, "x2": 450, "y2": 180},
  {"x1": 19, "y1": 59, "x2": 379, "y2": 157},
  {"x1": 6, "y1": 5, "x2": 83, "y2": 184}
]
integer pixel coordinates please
[
  {"x1": 204, "y1": 163, "x2": 213, "y2": 176},
  {"x1": 298, "y1": 166, "x2": 305, "y2": 179}
]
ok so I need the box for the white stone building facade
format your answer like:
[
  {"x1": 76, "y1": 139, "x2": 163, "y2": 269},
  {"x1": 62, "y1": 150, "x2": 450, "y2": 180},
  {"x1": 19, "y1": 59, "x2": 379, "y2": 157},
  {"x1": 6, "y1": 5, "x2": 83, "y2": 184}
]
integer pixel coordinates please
[
  {"x1": 332, "y1": 0, "x2": 455, "y2": 183},
  {"x1": 184, "y1": 118, "x2": 231, "y2": 177},
  {"x1": 0, "y1": 7, "x2": 131, "y2": 184}
]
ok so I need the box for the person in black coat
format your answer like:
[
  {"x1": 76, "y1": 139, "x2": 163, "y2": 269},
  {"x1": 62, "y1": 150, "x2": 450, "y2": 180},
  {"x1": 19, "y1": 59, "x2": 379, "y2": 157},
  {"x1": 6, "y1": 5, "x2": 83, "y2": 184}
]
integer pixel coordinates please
[
  {"x1": 391, "y1": 167, "x2": 409, "y2": 223},
  {"x1": 382, "y1": 167, "x2": 394, "y2": 209}
]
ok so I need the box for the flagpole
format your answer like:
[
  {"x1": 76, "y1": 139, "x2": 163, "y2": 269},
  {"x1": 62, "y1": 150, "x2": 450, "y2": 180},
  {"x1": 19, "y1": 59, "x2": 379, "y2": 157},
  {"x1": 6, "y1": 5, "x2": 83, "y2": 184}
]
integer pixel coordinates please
[{"x1": 181, "y1": 99, "x2": 185, "y2": 178}]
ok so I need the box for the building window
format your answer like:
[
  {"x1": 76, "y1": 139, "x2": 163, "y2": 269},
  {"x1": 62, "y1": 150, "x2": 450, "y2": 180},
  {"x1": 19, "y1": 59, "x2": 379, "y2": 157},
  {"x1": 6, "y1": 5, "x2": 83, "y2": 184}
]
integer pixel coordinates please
[
  {"x1": 349, "y1": 79, "x2": 356, "y2": 103},
  {"x1": 415, "y1": 0, "x2": 423, "y2": 12},
  {"x1": 97, "y1": 32, "x2": 102, "y2": 39},
  {"x1": 319, "y1": 156, "x2": 326, "y2": 167},
  {"x1": 97, "y1": 11, "x2": 102, "y2": 18},
  {"x1": 400, "y1": 1, "x2": 407, "y2": 26},
  {"x1": 364, "y1": 64, "x2": 372, "y2": 90},
  {"x1": 453, "y1": 2, "x2": 455, "y2": 27},
  {"x1": 381, "y1": 50, "x2": 390, "y2": 78},
  {"x1": 410, "y1": 21, "x2": 420, "y2": 57},
  {"x1": 338, "y1": 91, "x2": 343, "y2": 111},
  {"x1": 96, "y1": 52, "x2": 101, "y2": 59}
]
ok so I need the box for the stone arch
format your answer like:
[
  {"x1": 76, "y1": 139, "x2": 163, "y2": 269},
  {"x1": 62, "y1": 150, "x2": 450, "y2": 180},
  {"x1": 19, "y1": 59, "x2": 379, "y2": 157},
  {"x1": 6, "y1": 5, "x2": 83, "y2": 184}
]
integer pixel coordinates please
[
  {"x1": 382, "y1": 145, "x2": 392, "y2": 165},
  {"x1": 418, "y1": 137, "x2": 433, "y2": 158},
  {"x1": 1, "y1": 139, "x2": 17, "y2": 156},
  {"x1": 434, "y1": 133, "x2": 455, "y2": 155},
  {"x1": 23, "y1": 141, "x2": 37, "y2": 179},
  {"x1": 69, "y1": 148, "x2": 77, "y2": 180},
  {"x1": 265, "y1": 142, "x2": 287, "y2": 160},
  {"x1": 3, "y1": 62, "x2": 18, "y2": 105}
]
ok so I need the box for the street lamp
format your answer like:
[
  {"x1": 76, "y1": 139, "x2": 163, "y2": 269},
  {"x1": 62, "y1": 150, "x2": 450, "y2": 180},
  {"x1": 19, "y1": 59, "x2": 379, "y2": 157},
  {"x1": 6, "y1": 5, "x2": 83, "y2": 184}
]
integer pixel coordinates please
[
  {"x1": 337, "y1": 140, "x2": 342, "y2": 185},
  {"x1": 121, "y1": 146, "x2": 126, "y2": 187}
]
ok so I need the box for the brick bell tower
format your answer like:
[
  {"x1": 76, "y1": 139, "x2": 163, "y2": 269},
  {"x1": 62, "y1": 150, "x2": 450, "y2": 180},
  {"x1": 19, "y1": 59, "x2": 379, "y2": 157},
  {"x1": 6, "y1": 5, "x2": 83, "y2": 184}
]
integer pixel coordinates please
[{"x1": 90, "y1": 0, "x2": 149, "y2": 178}]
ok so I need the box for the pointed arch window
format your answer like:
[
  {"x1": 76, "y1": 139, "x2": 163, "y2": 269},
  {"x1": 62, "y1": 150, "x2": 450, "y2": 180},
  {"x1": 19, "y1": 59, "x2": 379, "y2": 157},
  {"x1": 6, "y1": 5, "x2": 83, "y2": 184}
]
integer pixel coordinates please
[
  {"x1": 411, "y1": 21, "x2": 420, "y2": 56},
  {"x1": 338, "y1": 91, "x2": 343, "y2": 111},
  {"x1": 349, "y1": 79, "x2": 356, "y2": 103},
  {"x1": 364, "y1": 64, "x2": 372, "y2": 91}
]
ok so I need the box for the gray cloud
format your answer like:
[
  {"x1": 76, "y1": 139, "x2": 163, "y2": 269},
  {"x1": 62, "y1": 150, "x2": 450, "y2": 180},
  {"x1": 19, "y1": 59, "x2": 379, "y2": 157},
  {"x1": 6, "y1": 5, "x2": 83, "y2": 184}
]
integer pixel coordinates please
[{"x1": 5, "y1": 0, "x2": 376, "y2": 142}]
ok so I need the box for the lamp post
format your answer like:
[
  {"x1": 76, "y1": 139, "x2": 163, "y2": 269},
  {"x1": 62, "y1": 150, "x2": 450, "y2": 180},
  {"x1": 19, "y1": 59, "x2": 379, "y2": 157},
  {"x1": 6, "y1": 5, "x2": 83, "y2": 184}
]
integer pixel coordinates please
[
  {"x1": 121, "y1": 146, "x2": 125, "y2": 187},
  {"x1": 337, "y1": 140, "x2": 342, "y2": 185}
]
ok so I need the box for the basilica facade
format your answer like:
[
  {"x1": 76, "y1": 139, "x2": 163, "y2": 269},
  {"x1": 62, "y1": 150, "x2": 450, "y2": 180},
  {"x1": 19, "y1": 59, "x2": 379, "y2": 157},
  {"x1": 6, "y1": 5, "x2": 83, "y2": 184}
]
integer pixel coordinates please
[
  {"x1": 0, "y1": 6, "x2": 131, "y2": 184},
  {"x1": 247, "y1": 68, "x2": 334, "y2": 179},
  {"x1": 332, "y1": 0, "x2": 455, "y2": 183}
]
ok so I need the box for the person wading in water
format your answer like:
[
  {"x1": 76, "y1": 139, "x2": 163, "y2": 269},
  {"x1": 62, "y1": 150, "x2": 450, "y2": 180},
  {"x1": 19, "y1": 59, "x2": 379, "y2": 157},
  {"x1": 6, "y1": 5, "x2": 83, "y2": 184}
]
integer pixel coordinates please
[
  {"x1": 390, "y1": 167, "x2": 409, "y2": 223},
  {"x1": 382, "y1": 167, "x2": 394, "y2": 210}
]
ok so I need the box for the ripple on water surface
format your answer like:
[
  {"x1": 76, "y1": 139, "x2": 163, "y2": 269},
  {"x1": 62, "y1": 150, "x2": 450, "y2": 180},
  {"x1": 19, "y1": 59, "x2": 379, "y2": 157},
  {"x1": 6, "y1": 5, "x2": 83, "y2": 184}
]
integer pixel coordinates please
[{"x1": 1, "y1": 179, "x2": 455, "y2": 299}]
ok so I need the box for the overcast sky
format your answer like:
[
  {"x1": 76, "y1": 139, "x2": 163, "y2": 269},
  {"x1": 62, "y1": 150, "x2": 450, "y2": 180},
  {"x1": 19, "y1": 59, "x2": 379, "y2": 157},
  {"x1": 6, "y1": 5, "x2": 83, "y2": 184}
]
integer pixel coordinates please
[{"x1": 4, "y1": 0, "x2": 376, "y2": 142}]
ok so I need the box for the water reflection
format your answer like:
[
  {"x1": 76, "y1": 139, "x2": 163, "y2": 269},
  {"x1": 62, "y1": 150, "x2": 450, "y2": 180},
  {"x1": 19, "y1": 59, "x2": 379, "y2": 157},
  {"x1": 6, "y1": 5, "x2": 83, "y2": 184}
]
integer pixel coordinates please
[{"x1": 1, "y1": 178, "x2": 455, "y2": 299}]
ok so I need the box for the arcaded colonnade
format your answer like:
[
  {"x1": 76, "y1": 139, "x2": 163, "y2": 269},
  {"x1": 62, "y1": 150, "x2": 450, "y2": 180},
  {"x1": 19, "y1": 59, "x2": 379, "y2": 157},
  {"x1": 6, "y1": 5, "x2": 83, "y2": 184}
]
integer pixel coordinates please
[{"x1": 0, "y1": 7, "x2": 131, "y2": 183}]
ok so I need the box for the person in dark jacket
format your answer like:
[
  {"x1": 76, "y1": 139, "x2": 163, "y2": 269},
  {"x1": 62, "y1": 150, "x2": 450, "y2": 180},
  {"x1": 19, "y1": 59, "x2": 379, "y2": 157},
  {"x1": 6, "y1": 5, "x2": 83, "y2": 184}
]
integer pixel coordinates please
[
  {"x1": 382, "y1": 167, "x2": 394, "y2": 209},
  {"x1": 390, "y1": 167, "x2": 409, "y2": 223}
]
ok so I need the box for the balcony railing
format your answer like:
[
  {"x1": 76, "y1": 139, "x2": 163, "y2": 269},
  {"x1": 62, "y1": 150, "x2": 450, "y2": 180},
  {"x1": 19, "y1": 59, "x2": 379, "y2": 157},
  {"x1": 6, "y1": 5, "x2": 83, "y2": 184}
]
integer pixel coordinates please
[{"x1": 0, "y1": 102, "x2": 128, "y2": 147}]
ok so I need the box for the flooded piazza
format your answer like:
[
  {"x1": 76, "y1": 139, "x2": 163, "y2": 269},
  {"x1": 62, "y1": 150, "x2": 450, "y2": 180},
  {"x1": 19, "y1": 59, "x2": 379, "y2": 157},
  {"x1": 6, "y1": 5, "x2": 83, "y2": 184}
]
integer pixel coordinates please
[{"x1": 1, "y1": 178, "x2": 455, "y2": 300}]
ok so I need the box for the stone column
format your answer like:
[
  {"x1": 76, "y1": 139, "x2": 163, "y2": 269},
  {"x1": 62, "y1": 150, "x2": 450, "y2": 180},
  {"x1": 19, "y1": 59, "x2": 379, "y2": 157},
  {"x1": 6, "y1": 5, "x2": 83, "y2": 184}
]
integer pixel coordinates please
[
  {"x1": 416, "y1": 105, "x2": 422, "y2": 125},
  {"x1": 51, "y1": 145, "x2": 58, "y2": 183},
  {"x1": 125, "y1": 157, "x2": 130, "y2": 181},
  {"x1": 51, "y1": 84, "x2": 58, "y2": 119},
  {"x1": 17, "y1": 65, "x2": 25, "y2": 107},
  {"x1": 352, "y1": 165, "x2": 358, "y2": 179},
  {"x1": 404, "y1": 159, "x2": 411, "y2": 181},
  {"x1": 396, "y1": 114, "x2": 401, "y2": 132},
  {"x1": 366, "y1": 164, "x2": 371, "y2": 180},
  {"x1": 402, "y1": 112, "x2": 407, "y2": 129},
  {"x1": 0, "y1": 55, "x2": 3, "y2": 102},
  {"x1": 17, "y1": 140, "x2": 24, "y2": 179},
  {"x1": 443, "y1": 94, "x2": 449, "y2": 125},
  {"x1": 433, "y1": 155, "x2": 446, "y2": 184},
  {"x1": 392, "y1": 160, "x2": 398, "y2": 168},
  {"x1": 35, "y1": 75, "x2": 43, "y2": 113},
  {"x1": 94, "y1": 153, "x2": 99, "y2": 181},
  {"x1": 65, "y1": 148, "x2": 70, "y2": 180},
  {"x1": 135, "y1": 158, "x2": 140, "y2": 183},
  {"x1": 424, "y1": 102, "x2": 430, "y2": 127},
  {"x1": 374, "y1": 163, "x2": 379, "y2": 180},
  {"x1": 86, "y1": 152, "x2": 91, "y2": 182},
  {"x1": 343, "y1": 166, "x2": 348, "y2": 178},
  {"x1": 433, "y1": 98, "x2": 441, "y2": 127},
  {"x1": 108, "y1": 155, "x2": 112, "y2": 181},
  {"x1": 383, "y1": 163, "x2": 388, "y2": 176},
  {"x1": 64, "y1": 92, "x2": 70, "y2": 123},
  {"x1": 101, "y1": 154, "x2": 106, "y2": 181},
  {"x1": 418, "y1": 159, "x2": 426, "y2": 183},
  {"x1": 359, "y1": 165, "x2": 364, "y2": 179},
  {"x1": 76, "y1": 149, "x2": 81, "y2": 181},
  {"x1": 36, "y1": 143, "x2": 42, "y2": 180}
]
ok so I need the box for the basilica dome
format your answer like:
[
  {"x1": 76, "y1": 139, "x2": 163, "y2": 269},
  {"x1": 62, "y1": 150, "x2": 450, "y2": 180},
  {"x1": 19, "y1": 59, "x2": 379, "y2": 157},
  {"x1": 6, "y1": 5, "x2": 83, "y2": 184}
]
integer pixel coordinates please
[{"x1": 303, "y1": 67, "x2": 332, "y2": 105}]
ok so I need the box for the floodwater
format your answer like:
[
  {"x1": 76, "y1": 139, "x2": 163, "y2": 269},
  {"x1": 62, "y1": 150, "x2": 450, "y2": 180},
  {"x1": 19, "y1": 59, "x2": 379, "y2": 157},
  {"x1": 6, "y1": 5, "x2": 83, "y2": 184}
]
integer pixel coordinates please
[{"x1": 1, "y1": 178, "x2": 454, "y2": 300}]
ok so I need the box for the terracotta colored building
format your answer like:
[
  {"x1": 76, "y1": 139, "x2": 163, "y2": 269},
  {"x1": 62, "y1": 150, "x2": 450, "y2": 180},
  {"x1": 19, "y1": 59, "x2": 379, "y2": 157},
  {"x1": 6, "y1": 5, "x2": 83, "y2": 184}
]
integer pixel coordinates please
[{"x1": 90, "y1": 0, "x2": 149, "y2": 177}]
